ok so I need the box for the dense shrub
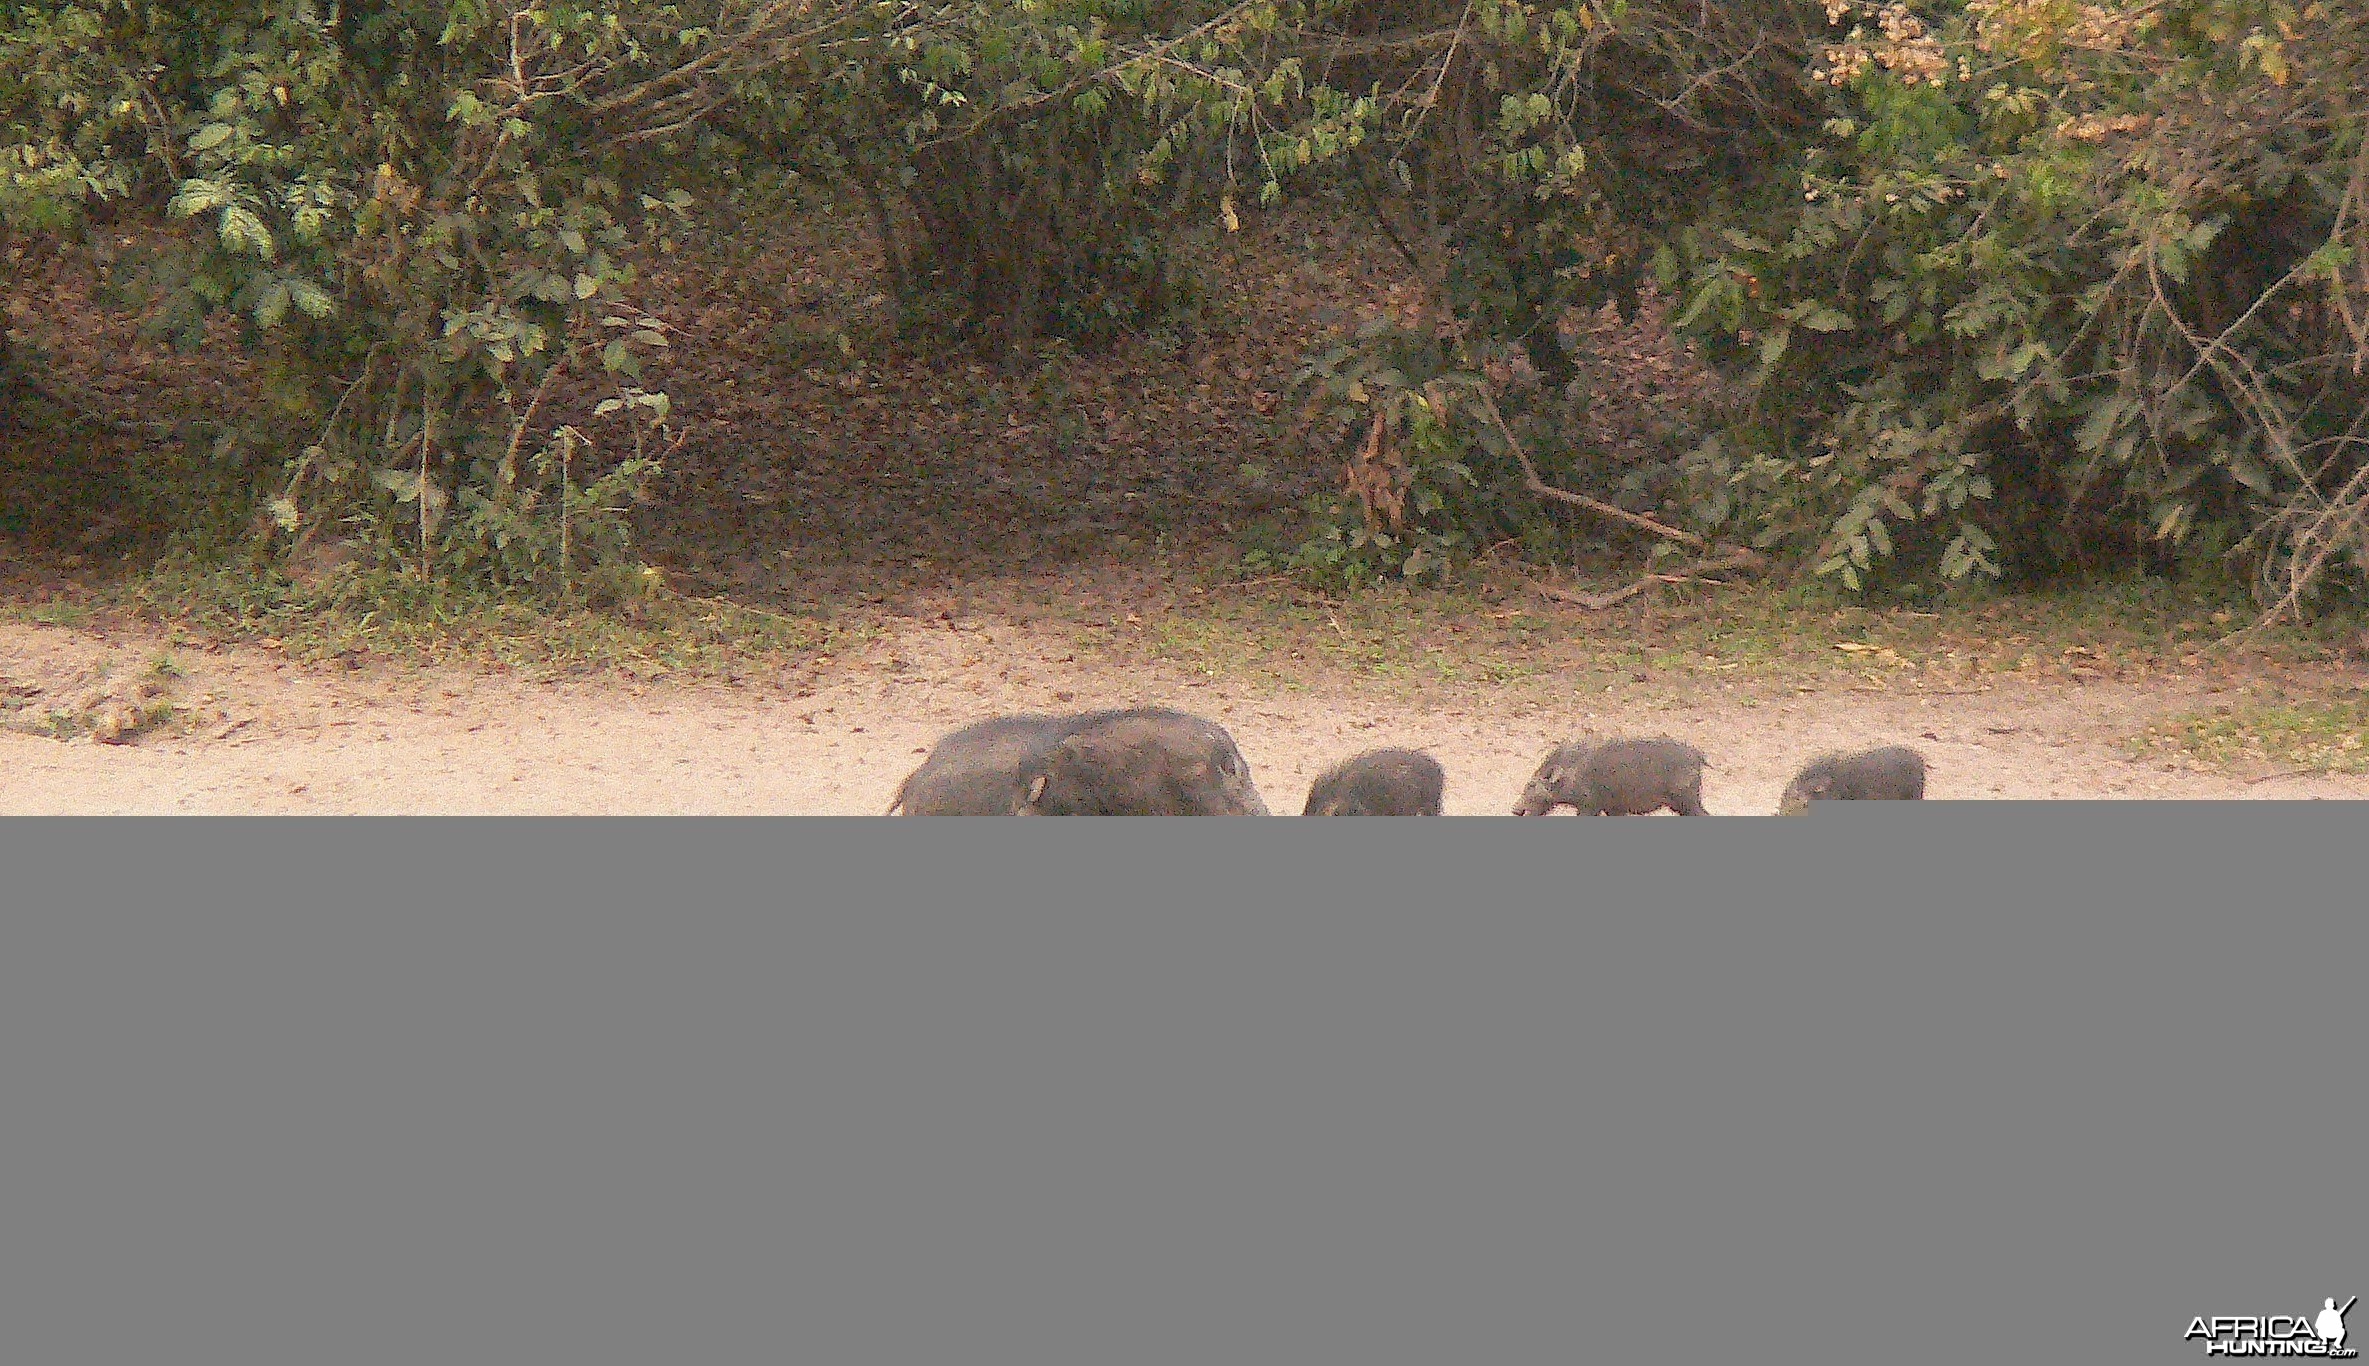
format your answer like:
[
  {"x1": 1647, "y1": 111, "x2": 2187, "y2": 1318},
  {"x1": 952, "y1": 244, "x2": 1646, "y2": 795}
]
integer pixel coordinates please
[
  {"x1": 1271, "y1": 1, "x2": 2368, "y2": 611},
  {"x1": 1659, "y1": 0, "x2": 2369, "y2": 613},
  {"x1": 2, "y1": 1, "x2": 1334, "y2": 587}
]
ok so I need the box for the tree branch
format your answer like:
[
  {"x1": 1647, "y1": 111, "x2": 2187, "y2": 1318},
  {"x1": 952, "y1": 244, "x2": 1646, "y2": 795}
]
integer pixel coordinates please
[{"x1": 1470, "y1": 386, "x2": 1713, "y2": 550}]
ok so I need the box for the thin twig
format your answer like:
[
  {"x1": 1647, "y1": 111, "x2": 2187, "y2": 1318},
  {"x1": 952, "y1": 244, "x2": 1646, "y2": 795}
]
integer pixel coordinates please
[
  {"x1": 1187, "y1": 574, "x2": 1297, "y2": 594},
  {"x1": 280, "y1": 349, "x2": 386, "y2": 553},
  {"x1": 502, "y1": 348, "x2": 572, "y2": 486},
  {"x1": 1530, "y1": 578, "x2": 1646, "y2": 610},
  {"x1": 417, "y1": 390, "x2": 433, "y2": 567}
]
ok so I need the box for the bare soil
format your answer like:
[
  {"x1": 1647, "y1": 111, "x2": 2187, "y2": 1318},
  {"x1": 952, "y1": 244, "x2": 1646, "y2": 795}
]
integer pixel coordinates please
[{"x1": 5, "y1": 610, "x2": 2362, "y2": 816}]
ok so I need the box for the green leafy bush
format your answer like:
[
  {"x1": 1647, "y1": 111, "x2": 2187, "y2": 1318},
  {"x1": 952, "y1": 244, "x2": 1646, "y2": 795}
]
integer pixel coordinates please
[{"x1": 1656, "y1": 0, "x2": 2369, "y2": 611}]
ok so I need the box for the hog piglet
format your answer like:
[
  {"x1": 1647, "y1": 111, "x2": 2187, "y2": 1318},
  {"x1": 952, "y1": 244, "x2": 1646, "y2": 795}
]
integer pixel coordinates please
[
  {"x1": 1776, "y1": 745, "x2": 1927, "y2": 815},
  {"x1": 1512, "y1": 737, "x2": 1709, "y2": 817},
  {"x1": 1302, "y1": 747, "x2": 1446, "y2": 816}
]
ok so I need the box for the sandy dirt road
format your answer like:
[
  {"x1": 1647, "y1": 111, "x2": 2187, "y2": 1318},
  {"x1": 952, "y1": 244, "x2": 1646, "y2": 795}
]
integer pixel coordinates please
[{"x1": 4, "y1": 617, "x2": 2363, "y2": 816}]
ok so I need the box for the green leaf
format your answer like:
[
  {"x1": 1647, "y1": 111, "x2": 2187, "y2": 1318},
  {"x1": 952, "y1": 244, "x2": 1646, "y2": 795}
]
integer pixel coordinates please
[
  {"x1": 2072, "y1": 396, "x2": 2126, "y2": 453},
  {"x1": 220, "y1": 205, "x2": 274, "y2": 260},
  {"x1": 255, "y1": 281, "x2": 291, "y2": 329},
  {"x1": 167, "y1": 179, "x2": 232, "y2": 218},
  {"x1": 372, "y1": 467, "x2": 420, "y2": 501},
  {"x1": 2259, "y1": 40, "x2": 2290, "y2": 85},
  {"x1": 188, "y1": 123, "x2": 235, "y2": 152},
  {"x1": 287, "y1": 278, "x2": 334, "y2": 319},
  {"x1": 2302, "y1": 240, "x2": 2355, "y2": 279},
  {"x1": 1797, "y1": 306, "x2": 1854, "y2": 332}
]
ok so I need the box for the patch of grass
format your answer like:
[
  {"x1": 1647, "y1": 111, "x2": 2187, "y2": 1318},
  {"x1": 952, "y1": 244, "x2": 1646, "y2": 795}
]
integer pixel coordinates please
[
  {"x1": 22, "y1": 540, "x2": 2357, "y2": 705},
  {"x1": 20, "y1": 709, "x2": 88, "y2": 740},
  {"x1": 2127, "y1": 692, "x2": 2369, "y2": 777},
  {"x1": 115, "y1": 558, "x2": 864, "y2": 681},
  {"x1": 1047, "y1": 568, "x2": 2364, "y2": 699},
  {"x1": 6, "y1": 599, "x2": 94, "y2": 629}
]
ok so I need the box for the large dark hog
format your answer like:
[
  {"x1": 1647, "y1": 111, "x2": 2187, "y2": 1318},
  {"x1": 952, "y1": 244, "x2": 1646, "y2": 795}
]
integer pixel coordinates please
[
  {"x1": 887, "y1": 713, "x2": 1080, "y2": 815},
  {"x1": 1014, "y1": 709, "x2": 1270, "y2": 816}
]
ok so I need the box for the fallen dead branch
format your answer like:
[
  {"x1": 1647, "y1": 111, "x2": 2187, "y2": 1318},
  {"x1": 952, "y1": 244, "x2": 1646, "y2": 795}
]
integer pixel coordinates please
[
  {"x1": 1526, "y1": 546, "x2": 1768, "y2": 610},
  {"x1": 1530, "y1": 579, "x2": 1649, "y2": 610},
  {"x1": 1469, "y1": 388, "x2": 1732, "y2": 554}
]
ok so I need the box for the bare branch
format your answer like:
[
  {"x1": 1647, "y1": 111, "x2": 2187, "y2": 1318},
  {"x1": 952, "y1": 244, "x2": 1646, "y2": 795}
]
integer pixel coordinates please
[{"x1": 1469, "y1": 387, "x2": 1714, "y2": 550}]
